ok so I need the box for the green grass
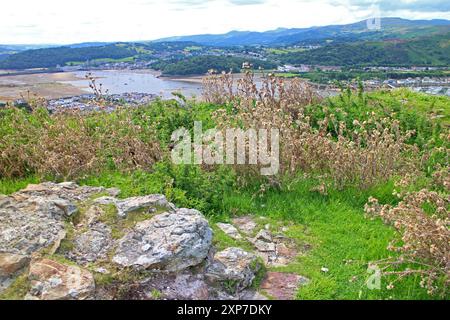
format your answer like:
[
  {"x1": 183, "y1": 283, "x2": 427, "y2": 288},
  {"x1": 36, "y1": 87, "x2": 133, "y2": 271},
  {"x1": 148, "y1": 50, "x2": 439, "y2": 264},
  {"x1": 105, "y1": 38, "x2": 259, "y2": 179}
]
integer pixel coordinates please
[
  {"x1": 216, "y1": 177, "x2": 440, "y2": 300},
  {"x1": 0, "y1": 176, "x2": 40, "y2": 195}
]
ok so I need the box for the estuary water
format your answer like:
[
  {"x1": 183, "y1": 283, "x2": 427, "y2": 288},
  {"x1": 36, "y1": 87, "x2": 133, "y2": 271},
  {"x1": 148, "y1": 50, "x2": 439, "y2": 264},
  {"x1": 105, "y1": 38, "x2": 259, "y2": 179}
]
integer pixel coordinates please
[{"x1": 67, "y1": 70, "x2": 203, "y2": 99}]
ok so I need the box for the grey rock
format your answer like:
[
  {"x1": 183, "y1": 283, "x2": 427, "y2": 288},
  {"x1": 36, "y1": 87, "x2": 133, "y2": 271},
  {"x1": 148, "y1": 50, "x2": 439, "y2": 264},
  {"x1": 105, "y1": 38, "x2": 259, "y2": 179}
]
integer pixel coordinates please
[
  {"x1": 94, "y1": 194, "x2": 176, "y2": 218},
  {"x1": 0, "y1": 196, "x2": 66, "y2": 255},
  {"x1": 52, "y1": 199, "x2": 79, "y2": 217},
  {"x1": 69, "y1": 223, "x2": 113, "y2": 264},
  {"x1": 157, "y1": 273, "x2": 210, "y2": 300},
  {"x1": 216, "y1": 223, "x2": 242, "y2": 240},
  {"x1": 115, "y1": 194, "x2": 176, "y2": 218},
  {"x1": 93, "y1": 196, "x2": 117, "y2": 206},
  {"x1": 16, "y1": 182, "x2": 107, "y2": 203},
  {"x1": 112, "y1": 208, "x2": 213, "y2": 271},
  {"x1": 254, "y1": 229, "x2": 273, "y2": 242},
  {"x1": 206, "y1": 247, "x2": 261, "y2": 291},
  {"x1": 253, "y1": 240, "x2": 276, "y2": 252}
]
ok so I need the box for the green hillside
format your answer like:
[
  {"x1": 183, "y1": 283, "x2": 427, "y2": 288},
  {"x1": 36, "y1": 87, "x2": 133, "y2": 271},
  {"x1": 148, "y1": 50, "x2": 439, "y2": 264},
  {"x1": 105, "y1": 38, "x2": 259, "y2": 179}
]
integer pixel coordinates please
[
  {"x1": 0, "y1": 44, "x2": 137, "y2": 69},
  {"x1": 279, "y1": 33, "x2": 450, "y2": 67},
  {"x1": 152, "y1": 55, "x2": 277, "y2": 75}
]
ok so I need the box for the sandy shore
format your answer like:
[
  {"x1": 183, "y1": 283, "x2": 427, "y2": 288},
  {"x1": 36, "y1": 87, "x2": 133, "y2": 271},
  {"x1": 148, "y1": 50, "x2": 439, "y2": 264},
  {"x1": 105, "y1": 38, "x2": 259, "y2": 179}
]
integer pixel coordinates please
[{"x1": 0, "y1": 72, "x2": 87, "y2": 102}]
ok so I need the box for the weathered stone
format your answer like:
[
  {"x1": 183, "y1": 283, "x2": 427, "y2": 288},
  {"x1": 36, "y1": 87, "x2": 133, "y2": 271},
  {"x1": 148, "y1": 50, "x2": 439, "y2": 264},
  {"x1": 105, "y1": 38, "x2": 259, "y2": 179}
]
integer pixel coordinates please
[
  {"x1": 52, "y1": 199, "x2": 78, "y2": 217},
  {"x1": 115, "y1": 195, "x2": 176, "y2": 217},
  {"x1": 231, "y1": 216, "x2": 257, "y2": 235},
  {"x1": 254, "y1": 229, "x2": 273, "y2": 242},
  {"x1": 216, "y1": 223, "x2": 242, "y2": 240},
  {"x1": 94, "y1": 194, "x2": 175, "y2": 218},
  {"x1": 0, "y1": 197, "x2": 66, "y2": 255},
  {"x1": 27, "y1": 258, "x2": 95, "y2": 300},
  {"x1": 0, "y1": 253, "x2": 30, "y2": 277},
  {"x1": 112, "y1": 208, "x2": 212, "y2": 271},
  {"x1": 253, "y1": 240, "x2": 276, "y2": 252},
  {"x1": 17, "y1": 182, "x2": 107, "y2": 203},
  {"x1": 206, "y1": 247, "x2": 261, "y2": 291},
  {"x1": 69, "y1": 223, "x2": 112, "y2": 264},
  {"x1": 157, "y1": 273, "x2": 210, "y2": 300},
  {"x1": 84, "y1": 205, "x2": 105, "y2": 226},
  {"x1": 260, "y1": 272, "x2": 309, "y2": 300}
]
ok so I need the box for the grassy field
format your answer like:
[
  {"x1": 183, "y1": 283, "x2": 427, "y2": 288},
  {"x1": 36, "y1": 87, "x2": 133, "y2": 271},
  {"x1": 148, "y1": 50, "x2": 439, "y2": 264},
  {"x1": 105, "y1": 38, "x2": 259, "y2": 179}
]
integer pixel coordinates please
[{"x1": 0, "y1": 83, "x2": 448, "y2": 300}]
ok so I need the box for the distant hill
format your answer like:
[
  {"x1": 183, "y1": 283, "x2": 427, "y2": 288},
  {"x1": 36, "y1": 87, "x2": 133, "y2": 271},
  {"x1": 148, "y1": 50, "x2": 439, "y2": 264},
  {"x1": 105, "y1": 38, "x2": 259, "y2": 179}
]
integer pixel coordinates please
[
  {"x1": 277, "y1": 32, "x2": 450, "y2": 67},
  {"x1": 0, "y1": 44, "x2": 138, "y2": 69},
  {"x1": 155, "y1": 18, "x2": 450, "y2": 46},
  {"x1": 0, "y1": 41, "x2": 207, "y2": 70},
  {"x1": 1, "y1": 18, "x2": 449, "y2": 70}
]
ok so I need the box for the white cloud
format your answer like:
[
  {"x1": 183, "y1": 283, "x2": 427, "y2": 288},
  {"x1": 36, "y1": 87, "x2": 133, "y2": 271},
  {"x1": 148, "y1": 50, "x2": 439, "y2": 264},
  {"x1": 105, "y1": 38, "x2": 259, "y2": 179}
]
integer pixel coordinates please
[{"x1": 0, "y1": 0, "x2": 448, "y2": 44}]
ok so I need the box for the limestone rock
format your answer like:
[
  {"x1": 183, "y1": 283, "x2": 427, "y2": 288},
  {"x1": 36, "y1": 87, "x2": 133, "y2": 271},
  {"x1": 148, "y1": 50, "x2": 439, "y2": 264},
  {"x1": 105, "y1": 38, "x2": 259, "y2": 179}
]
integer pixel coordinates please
[
  {"x1": 115, "y1": 194, "x2": 175, "y2": 217},
  {"x1": 0, "y1": 182, "x2": 118, "y2": 256},
  {"x1": 112, "y1": 208, "x2": 212, "y2": 271},
  {"x1": 69, "y1": 223, "x2": 113, "y2": 264},
  {"x1": 206, "y1": 247, "x2": 261, "y2": 291},
  {"x1": 0, "y1": 196, "x2": 67, "y2": 255},
  {"x1": 94, "y1": 194, "x2": 176, "y2": 218},
  {"x1": 216, "y1": 223, "x2": 242, "y2": 240},
  {"x1": 27, "y1": 258, "x2": 95, "y2": 300},
  {"x1": 16, "y1": 182, "x2": 107, "y2": 203}
]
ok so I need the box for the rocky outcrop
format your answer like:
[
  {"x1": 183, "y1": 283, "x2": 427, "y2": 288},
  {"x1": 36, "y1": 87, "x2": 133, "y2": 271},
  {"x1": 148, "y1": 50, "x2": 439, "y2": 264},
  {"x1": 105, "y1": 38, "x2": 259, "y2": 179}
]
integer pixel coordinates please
[
  {"x1": 0, "y1": 182, "x2": 117, "y2": 257},
  {"x1": 0, "y1": 182, "x2": 309, "y2": 300},
  {"x1": 112, "y1": 208, "x2": 213, "y2": 271}
]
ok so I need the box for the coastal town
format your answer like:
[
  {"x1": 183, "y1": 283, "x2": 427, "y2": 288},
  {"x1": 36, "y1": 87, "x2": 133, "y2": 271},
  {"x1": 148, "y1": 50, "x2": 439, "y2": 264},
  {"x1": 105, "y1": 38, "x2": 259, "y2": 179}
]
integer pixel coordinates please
[{"x1": 10, "y1": 92, "x2": 158, "y2": 113}]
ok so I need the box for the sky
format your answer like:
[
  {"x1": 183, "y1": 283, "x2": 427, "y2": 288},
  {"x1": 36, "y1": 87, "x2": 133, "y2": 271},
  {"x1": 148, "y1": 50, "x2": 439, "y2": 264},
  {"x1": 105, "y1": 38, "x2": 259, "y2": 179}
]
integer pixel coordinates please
[{"x1": 1, "y1": 0, "x2": 449, "y2": 44}]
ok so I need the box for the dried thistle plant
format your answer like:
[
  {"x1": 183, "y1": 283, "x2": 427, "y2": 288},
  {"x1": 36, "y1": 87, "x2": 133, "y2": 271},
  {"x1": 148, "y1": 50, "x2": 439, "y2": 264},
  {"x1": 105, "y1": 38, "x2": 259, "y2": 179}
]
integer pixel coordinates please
[
  {"x1": 365, "y1": 190, "x2": 449, "y2": 296},
  {"x1": 0, "y1": 105, "x2": 162, "y2": 180},
  {"x1": 204, "y1": 71, "x2": 417, "y2": 189}
]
